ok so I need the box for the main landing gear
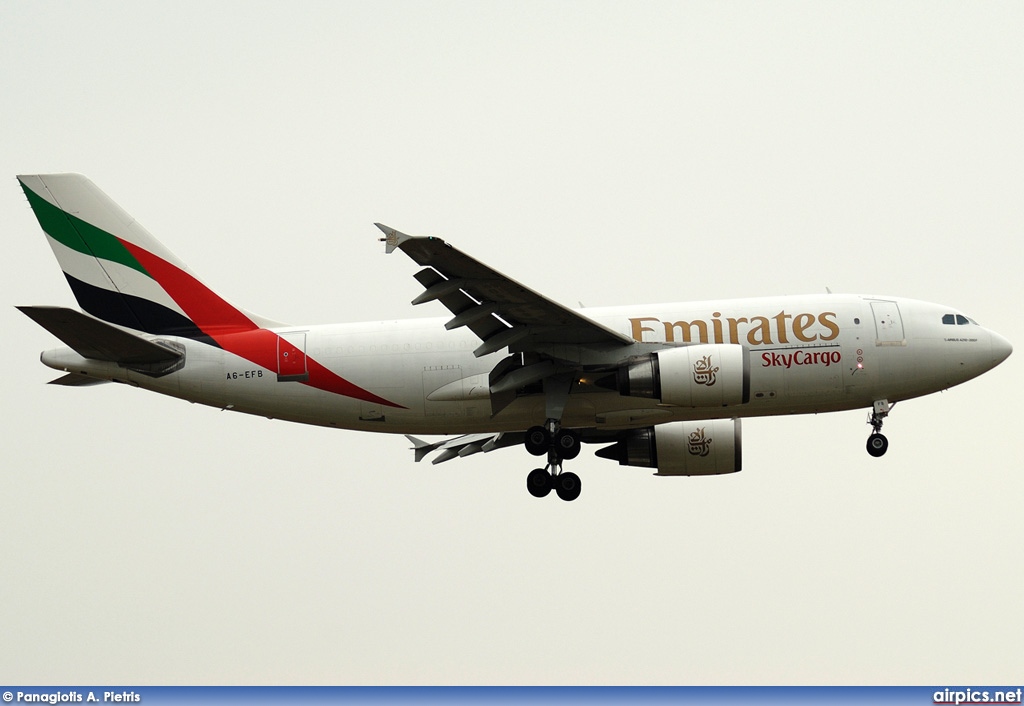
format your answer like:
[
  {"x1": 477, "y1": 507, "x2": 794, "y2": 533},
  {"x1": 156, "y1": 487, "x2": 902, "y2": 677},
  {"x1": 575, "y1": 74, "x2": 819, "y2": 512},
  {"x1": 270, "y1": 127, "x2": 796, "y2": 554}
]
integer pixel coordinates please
[
  {"x1": 524, "y1": 419, "x2": 582, "y2": 501},
  {"x1": 866, "y1": 399, "x2": 895, "y2": 457}
]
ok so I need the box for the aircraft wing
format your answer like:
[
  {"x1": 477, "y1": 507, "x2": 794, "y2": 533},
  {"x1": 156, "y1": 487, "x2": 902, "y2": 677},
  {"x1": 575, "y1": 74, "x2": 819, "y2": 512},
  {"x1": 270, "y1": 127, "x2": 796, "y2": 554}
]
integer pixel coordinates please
[
  {"x1": 405, "y1": 432, "x2": 523, "y2": 464},
  {"x1": 404, "y1": 428, "x2": 624, "y2": 465},
  {"x1": 378, "y1": 225, "x2": 635, "y2": 357}
]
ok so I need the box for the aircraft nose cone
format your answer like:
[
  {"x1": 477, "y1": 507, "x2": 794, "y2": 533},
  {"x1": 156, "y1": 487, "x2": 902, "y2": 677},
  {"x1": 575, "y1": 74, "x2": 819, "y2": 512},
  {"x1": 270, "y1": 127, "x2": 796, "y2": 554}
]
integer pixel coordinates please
[{"x1": 991, "y1": 331, "x2": 1013, "y2": 366}]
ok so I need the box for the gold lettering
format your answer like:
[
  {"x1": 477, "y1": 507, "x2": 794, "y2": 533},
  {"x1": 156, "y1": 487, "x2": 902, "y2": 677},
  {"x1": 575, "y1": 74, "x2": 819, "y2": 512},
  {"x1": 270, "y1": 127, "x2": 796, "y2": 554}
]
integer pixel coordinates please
[
  {"x1": 630, "y1": 317, "x2": 659, "y2": 342},
  {"x1": 726, "y1": 317, "x2": 748, "y2": 345},
  {"x1": 664, "y1": 320, "x2": 709, "y2": 343},
  {"x1": 746, "y1": 316, "x2": 773, "y2": 345},
  {"x1": 818, "y1": 312, "x2": 840, "y2": 341},
  {"x1": 773, "y1": 310, "x2": 792, "y2": 344},
  {"x1": 793, "y1": 313, "x2": 817, "y2": 342},
  {"x1": 629, "y1": 310, "x2": 840, "y2": 346}
]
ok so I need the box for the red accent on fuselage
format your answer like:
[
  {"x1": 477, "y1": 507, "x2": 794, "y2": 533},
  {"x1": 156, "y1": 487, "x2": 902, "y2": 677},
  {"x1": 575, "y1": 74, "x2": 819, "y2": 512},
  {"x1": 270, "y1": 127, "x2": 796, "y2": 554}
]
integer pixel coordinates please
[
  {"x1": 120, "y1": 240, "x2": 404, "y2": 408},
  {"x1": 219, "y1": 330, "x2": 403, "y2": 408}
]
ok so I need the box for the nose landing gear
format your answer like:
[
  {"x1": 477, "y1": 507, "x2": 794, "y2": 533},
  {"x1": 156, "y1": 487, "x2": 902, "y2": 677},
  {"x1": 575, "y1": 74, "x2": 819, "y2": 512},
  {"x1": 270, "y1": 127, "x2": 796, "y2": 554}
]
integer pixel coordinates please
[
  {"x1": 866, "y1": 399, "x2": 895, "y2": 457},
  {"x1": 524, "y1": 419, "x2": 582, "y2": 501}
]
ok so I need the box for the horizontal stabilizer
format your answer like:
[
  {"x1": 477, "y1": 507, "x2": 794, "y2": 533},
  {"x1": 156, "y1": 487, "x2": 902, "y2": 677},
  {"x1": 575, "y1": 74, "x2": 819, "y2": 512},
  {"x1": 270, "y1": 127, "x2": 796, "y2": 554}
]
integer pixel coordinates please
[
  {"x1": 17, "y1": 306, "x2": 182, "y2": 365},
  {"x1": 48, "y1": 373, "x2": 111, "y2": 387},
  {"x1": 405, "y1": 435, "x2": 438, "y2": 463}
]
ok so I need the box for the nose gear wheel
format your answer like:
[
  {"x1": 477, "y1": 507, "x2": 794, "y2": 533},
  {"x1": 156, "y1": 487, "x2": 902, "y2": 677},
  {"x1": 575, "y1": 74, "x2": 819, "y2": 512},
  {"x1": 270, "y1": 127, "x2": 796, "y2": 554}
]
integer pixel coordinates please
[{"x1": 865, "y1": 399, "x2": 895, "y2": 457}]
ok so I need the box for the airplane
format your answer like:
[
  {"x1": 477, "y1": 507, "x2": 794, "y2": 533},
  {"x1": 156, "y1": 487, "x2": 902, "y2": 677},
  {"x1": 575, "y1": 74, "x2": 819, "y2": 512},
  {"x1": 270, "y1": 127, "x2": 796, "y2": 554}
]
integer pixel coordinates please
[{"x1": 16, "y1": 173, "x2": 1013, "y2": 501}]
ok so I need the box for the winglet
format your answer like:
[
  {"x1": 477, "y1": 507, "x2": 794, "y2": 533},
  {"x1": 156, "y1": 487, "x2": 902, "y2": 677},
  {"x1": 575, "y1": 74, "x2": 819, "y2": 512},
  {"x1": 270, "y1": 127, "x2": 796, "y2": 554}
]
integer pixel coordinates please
[
  {"x1": 376, "y1": 223, "x2": 413, "y2": 254},
  {"x1": 405, "y1": 434, "x2": 438, "y2": 463}
]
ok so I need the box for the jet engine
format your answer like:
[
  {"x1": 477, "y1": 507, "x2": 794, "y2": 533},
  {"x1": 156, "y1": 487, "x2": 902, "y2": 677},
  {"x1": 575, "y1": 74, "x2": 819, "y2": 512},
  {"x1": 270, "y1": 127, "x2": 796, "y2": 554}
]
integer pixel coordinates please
[
  {"x1": 595, "y1": 419, "x2": 742, "y2": 476},
  {"x1": 615, "y1": 343, "x2": 749, "y2": 407}
]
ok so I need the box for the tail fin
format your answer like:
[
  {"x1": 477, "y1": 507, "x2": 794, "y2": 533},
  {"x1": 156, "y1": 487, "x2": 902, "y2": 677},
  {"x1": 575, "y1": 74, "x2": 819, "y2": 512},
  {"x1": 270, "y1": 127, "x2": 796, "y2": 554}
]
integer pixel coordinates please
[{"x1": 18, "y1": 174, "x2": 280, "y2": 339}]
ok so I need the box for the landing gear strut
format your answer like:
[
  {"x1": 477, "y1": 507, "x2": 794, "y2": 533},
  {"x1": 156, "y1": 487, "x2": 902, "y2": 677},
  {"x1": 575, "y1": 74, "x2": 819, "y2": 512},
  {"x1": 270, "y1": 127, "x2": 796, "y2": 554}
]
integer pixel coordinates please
[
  {"x1": 866, "y1": 399, "x2": 895, "y2": 457},
  {"x1": 524, "y1": 419, "x2": 581, "y2": 501}
]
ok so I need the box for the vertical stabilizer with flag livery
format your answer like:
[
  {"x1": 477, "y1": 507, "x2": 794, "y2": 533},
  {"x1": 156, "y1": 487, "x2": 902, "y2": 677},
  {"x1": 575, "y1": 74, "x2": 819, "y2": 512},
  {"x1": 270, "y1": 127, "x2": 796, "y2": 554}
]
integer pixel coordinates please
[
  {"x1": 18, "y1": 174, "x2": 403, "y2": 408},
  {"x1": 17, "y1": 173, "x2": 281, "y2": 340}
]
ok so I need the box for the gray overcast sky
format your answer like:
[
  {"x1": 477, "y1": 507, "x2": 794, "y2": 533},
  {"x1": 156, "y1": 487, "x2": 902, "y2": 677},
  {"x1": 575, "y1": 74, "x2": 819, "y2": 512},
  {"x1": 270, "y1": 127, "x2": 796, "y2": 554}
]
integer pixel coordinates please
[{"x1": 1, "y1": 0, "x2": 1021, "y2": 685}]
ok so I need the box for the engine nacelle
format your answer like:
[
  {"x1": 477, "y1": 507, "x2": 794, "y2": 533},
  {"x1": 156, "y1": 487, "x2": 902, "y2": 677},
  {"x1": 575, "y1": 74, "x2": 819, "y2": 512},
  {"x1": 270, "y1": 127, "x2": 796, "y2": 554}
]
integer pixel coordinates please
[
  {"x1": 595, "y1": 419, "x2": 742, "y2": 476},
  {"x1": 616, "y1": 343, "x2": 749, "y2": 407}
]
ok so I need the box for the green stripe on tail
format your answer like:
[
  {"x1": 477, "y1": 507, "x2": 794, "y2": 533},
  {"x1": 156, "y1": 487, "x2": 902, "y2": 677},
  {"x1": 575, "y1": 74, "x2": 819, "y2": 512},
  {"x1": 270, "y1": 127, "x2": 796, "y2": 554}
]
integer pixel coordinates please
[{"x1": 21, "y1": 182, "x2": 151, "y2": 277}]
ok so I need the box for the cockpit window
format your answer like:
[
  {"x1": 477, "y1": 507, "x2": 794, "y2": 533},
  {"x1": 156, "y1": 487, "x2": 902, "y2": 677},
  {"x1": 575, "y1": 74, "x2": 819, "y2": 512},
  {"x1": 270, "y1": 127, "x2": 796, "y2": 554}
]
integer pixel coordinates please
[{"x1": 943, "y1": 313, "x2": 978, "y2": 325}]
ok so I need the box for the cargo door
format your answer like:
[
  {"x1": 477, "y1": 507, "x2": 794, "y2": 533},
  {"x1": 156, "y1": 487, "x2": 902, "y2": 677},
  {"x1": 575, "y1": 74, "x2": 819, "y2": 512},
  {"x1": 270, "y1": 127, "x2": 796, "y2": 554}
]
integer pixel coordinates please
[{"x1": 871, "y1": 301, "x2": 905, "y2": 346}]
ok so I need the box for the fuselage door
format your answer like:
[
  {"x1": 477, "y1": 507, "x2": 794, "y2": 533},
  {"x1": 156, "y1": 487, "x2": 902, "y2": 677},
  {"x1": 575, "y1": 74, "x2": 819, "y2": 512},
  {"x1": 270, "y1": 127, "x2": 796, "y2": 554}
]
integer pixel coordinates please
[
  {"x1": 277, "y1": 332, "x2": 309, "y2": 382},
  {"x1": 871, "y1": 301, "x2": 905, "y2": 346}
]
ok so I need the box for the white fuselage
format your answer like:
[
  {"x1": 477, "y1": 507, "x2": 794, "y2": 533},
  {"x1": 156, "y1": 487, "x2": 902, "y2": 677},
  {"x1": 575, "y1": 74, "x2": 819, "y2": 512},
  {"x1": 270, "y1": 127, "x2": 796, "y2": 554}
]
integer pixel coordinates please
[{"x1": 41, "y1": 293, "x2": 1010, "y2": 434}]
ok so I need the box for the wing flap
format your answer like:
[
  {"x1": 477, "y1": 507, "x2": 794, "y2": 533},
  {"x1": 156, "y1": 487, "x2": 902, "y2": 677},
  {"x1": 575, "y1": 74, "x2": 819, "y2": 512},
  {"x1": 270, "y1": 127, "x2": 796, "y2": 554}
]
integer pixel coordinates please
[{"x1": 411, "y1": 266, "x2": 507, "y2": 344}]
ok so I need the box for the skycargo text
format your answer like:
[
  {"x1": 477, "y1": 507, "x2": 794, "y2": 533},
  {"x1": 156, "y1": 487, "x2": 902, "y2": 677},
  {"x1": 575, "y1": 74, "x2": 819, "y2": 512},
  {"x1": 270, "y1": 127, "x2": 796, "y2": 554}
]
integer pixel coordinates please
[{"x1": 761, "y1": 349, "x2": 842, "y2": 369}]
